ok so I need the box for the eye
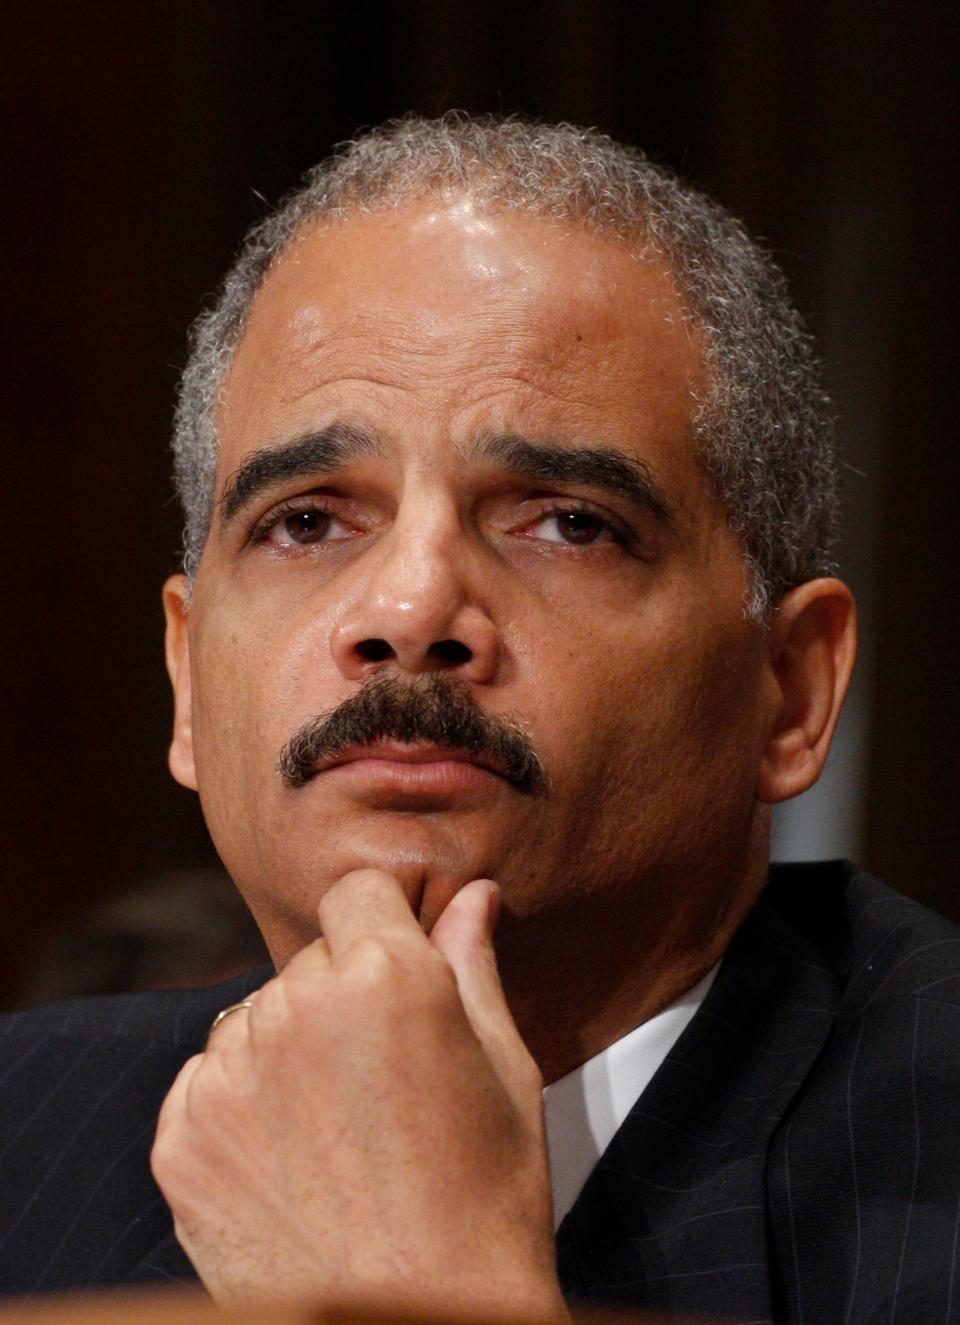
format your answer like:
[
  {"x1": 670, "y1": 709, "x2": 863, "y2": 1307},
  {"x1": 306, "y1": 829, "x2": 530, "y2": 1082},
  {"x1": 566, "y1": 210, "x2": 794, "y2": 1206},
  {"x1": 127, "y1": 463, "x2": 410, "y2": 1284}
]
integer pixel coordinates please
[
  {"x1": 255, "y1": 503, "x2": 355, "y2": 548},
  {"x1": 525, "y1": 509, "x2": 619, "y2": 546}
]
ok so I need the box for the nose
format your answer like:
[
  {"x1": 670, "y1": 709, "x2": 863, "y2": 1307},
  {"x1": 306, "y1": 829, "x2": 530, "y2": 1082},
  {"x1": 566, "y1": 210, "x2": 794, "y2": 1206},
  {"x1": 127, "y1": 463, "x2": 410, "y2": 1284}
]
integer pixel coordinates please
[{"x1": 330, "y1": 517, "x2": 501, "y2": 685}]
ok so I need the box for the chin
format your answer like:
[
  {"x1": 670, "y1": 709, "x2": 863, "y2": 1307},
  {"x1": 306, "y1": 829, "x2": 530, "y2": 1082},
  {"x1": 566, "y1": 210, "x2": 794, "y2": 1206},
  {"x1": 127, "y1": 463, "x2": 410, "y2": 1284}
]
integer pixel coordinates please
[{"x1": 322, "y1": 812, "x2": 488, "y2": 883}]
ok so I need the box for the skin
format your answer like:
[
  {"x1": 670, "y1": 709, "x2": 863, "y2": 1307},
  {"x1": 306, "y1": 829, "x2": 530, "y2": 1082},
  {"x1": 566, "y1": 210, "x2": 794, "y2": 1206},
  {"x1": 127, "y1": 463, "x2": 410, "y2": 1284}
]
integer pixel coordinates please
[{"x1": 156, "y1": 196, "x2": 856, "y2": 1310}]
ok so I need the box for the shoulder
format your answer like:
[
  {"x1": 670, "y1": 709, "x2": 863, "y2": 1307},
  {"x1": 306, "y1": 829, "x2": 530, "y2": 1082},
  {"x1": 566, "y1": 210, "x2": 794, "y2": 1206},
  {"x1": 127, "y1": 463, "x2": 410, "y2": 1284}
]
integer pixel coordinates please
[
  {"x1": 0, "y1": 968, "x2": 270, "y2": 1293},
  {"x1": 0, "y1": 966, "x2": 271, "y2": 1053},
  {"x1": 0, "y1": 966, "x2": 272, "y2": 1161},
  {"x1": 765, "y1": 859, "x2": 960, "y2": 1014},
  {"x1": 761, "y1": 860, "x2": 960, "y2": 1117},
  {"x1": 0, "y1": 968, "x2": 272, "y2": 1196},
  {"x1": 761, "y1": 863, "x2": 960, "y2": 1321},
  {"x1": 761, "y1": 860, "x2": 960, "y2": 1112}
]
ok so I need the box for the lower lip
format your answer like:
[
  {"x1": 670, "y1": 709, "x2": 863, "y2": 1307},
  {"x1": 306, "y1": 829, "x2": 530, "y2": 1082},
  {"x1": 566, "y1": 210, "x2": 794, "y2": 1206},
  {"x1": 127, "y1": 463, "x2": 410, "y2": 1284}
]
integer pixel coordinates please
[{"x1": 321, "y1": 758, "x2": 504, "y2": 799}]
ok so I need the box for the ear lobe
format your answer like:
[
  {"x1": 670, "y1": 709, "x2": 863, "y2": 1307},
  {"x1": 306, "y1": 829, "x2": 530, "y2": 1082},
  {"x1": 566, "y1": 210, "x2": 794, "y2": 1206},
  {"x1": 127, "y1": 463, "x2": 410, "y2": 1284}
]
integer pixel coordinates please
[
  {"x1": 757, "y1": 578, "x2": 857, "y2": 805},
  {"x1": 163, "y1": 574, "x2": 198, "y2": 792}
]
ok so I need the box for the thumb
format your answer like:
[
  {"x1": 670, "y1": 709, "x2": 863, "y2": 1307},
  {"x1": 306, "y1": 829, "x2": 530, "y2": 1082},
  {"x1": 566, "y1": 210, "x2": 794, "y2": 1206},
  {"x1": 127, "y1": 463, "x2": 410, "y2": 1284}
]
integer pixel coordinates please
[
  {"x1": 431, "y1": 879, "x2": 535, "y2": 1092},
  {"x1": 429, "y1": 876, "x2": 500, "y2": 968}
]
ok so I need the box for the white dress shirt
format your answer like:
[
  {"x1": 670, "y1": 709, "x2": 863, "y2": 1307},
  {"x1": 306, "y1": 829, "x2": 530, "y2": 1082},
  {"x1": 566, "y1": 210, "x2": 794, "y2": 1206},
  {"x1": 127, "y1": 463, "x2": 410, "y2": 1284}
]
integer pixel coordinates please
[{"x1": 542, "y1": 965, "x2": 719, "y2": 1229}]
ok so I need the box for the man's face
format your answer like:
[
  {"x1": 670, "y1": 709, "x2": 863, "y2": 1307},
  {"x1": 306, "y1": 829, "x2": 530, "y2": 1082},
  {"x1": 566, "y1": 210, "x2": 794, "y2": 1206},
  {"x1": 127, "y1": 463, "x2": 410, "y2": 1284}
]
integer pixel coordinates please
[{"x1": 166, "y1": 198, "x2": 776, "y2": 968}]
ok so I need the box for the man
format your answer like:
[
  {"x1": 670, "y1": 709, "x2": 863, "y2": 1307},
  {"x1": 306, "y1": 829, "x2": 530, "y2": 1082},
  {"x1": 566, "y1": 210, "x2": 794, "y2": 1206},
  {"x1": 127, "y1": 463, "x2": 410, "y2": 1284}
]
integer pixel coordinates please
[{"x1": 2, "y1": 116, "x2": 958, "y2": 1321}]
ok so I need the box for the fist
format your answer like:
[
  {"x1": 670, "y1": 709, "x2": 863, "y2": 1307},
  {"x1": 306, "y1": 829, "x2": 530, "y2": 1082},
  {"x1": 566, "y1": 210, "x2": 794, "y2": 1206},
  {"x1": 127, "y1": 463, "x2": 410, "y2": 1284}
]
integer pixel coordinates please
[{"x1": 151, "y1": 871, "x2": 567, "y2": 1319}]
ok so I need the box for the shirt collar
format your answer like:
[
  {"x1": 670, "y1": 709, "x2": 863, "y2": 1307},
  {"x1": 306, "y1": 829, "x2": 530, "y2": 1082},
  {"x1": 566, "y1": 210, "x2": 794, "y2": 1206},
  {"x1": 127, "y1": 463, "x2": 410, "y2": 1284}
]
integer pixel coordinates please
[{"x1": 542, "y1": 964, "x2": 719, "y2": 1229}]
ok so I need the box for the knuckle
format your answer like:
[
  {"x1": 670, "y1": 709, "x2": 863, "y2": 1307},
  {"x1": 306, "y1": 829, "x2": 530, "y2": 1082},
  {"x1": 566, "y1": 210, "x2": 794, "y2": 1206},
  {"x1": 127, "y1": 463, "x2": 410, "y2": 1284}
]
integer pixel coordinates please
[
  {"x1": 249, "y1": 971, "x2": 322, "y2": 1051},
  {"x1": 343, "y1": 934, "x2": 398, "y2": 985},
  {"x1": 249, "y1": 974, "x2": 289, "y2": 1028},
  {"x1": 339, "y1": 937, "x2": 457, "y2": 1021},
  {"x1": 279, "y1": 936, "x2": 329, "y2": 980},
  {"x1": 150, "y1": 1126, "x2": 185, "y2": 1193}
]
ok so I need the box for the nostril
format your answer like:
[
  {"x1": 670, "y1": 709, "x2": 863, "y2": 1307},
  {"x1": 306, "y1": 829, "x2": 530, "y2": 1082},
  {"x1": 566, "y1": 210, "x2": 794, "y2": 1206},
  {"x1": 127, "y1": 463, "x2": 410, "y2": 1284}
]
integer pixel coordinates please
[
  {"x1": 429, "y1": 639, "x2": 473, "y2": 664},
  {"x1": 355, "y1": 638, "x2": 395, "y2": 662}
]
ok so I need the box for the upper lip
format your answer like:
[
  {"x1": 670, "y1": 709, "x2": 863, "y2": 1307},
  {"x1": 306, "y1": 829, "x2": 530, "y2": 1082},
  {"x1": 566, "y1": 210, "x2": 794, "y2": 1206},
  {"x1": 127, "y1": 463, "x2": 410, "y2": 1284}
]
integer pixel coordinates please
[{"x1": 313, "y1": 741, "x2": 510, "y2": 780}]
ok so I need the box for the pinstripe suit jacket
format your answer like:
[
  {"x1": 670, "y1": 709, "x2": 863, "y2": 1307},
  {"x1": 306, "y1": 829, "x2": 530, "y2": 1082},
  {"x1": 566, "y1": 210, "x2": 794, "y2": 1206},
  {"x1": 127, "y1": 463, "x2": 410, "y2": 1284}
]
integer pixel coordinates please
[{"x1": 1, "y1": 861, "x2": 958, "y2": 1321}]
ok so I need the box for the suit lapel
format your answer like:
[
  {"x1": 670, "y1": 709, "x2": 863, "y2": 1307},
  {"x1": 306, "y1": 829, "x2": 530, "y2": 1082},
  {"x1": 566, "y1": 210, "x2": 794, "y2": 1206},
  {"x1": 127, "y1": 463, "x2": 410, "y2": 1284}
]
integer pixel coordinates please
[{"x1": 556, "y1": 889, "x2": 844, "y2": 1320}]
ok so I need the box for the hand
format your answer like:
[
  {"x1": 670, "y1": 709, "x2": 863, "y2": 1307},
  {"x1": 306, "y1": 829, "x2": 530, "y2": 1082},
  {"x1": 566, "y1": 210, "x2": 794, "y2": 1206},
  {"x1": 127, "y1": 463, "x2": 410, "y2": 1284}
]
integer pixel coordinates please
[{"x1": 151, "y1": 871, "x2": 568, "y2": 1319}]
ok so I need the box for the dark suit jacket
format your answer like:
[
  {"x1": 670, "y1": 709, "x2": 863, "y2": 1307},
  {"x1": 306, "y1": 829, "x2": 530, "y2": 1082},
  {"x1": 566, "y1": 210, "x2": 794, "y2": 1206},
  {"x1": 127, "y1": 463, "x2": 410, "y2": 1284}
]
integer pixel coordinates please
[{"x1": 1, "y1": 862, "x2": 958, "y2": 1321}]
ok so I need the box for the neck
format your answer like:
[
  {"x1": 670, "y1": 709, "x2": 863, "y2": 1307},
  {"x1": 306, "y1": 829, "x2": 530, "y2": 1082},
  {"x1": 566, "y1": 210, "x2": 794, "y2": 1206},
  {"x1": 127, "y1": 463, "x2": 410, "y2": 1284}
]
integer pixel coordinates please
[{"x1": 496, "y1": 834, "x2": 770, "y2": 1085}]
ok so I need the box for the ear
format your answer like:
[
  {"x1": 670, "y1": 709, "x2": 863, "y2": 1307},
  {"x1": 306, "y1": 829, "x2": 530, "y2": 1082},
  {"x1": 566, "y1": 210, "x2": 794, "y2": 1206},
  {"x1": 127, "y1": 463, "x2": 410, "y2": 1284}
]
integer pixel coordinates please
[
  {"x1": 757, "y1": 578, "x2": 857, "y2": 804},
  {"x1": 163, "y1": 574, "x2": 198, "y2": 792}
]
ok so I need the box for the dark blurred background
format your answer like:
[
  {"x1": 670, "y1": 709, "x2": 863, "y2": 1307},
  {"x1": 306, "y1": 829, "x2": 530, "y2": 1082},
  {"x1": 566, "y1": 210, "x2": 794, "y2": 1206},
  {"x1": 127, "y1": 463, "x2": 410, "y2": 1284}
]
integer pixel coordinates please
[{"x1": 2, "y1": 1, "x2": 957, "y2": 1005}]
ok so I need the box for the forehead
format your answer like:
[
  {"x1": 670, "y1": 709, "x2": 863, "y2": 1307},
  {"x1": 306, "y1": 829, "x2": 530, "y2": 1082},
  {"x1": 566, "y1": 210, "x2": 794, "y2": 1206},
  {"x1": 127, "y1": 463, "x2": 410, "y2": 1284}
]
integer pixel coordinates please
[{"x1": 218, "y1": 198, "x2": 708, "y2": 488}]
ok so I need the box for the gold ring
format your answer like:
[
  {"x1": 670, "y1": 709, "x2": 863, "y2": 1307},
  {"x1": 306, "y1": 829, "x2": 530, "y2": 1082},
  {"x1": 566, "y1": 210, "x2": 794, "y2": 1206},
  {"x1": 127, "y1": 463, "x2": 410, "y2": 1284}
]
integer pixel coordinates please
[{"x1": 207, "y1": 998, "x2": 254, "y2": 1043}]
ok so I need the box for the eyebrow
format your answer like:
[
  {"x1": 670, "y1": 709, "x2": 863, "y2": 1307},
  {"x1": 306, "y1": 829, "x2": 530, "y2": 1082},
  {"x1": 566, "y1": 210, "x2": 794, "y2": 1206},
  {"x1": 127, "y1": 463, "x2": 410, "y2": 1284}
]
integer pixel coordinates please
[
  {"x1": 474, "y1": 433, "x2": 672, "y2": 524},
  {"x1": 218, "y1": 422, "x2": 672, "y2": 530},
  {"x1": 219, "y1": 423, "x2": 383, "y2": 527}
]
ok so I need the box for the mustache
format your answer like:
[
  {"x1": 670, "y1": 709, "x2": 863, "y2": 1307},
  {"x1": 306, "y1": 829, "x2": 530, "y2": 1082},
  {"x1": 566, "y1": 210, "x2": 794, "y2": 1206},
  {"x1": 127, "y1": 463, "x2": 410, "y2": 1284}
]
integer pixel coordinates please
[{"x1": 277, "y1": 674, "x2": 548, "y2": 795}]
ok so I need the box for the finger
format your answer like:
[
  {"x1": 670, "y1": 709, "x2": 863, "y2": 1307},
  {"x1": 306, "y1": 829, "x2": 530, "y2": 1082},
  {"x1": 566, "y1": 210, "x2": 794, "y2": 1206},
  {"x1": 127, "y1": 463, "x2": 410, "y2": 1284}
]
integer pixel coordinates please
[
  {"x1": 206, "y1": 997, "x2": 256, "y2": 1048},
  {"x1": 154, "y1": 1051, "x2": 204, "y2": 1141},
  {"x1": 428, "y1": 876, "x2": 501, "y2": 968},
  {"x1": 317, "y1": 869, "x2": 431, "y2": 960},
  {"x1": 263, "y1": 937, "x2": 332, "y2": 1019},
  {"x1": 430, "y1": 879, "x2": 534, "y2": 1089},
  {"x1": 274, "y1": 933, "x2": 332, "y2": 980}
]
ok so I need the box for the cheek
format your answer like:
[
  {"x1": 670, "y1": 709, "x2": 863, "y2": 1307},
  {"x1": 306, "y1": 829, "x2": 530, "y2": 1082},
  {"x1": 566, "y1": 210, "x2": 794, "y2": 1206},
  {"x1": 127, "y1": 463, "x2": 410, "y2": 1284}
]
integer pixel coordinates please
[
  {"x1": 189, "y1": 646, "x2": 265, "y2": 860},
  {"x1": 188, "y1": 614, "x2": 296, "y2": 824},
  {"x1": 190, "y1": 588, "x2": 346, "y2": 760},
  {"x1": 537, "y1": 605, "x2": 765, "y2": 821}
]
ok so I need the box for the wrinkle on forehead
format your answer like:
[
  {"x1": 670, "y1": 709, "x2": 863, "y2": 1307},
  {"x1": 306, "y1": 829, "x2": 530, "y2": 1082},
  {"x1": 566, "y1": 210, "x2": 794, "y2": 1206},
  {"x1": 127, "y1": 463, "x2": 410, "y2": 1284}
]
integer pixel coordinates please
[
  {"x1": 217, "y1": 200, "x2": 709, "y2": 488},
  {"x1": 229, "y1": 306, "x2": 699, "y2": 426}
]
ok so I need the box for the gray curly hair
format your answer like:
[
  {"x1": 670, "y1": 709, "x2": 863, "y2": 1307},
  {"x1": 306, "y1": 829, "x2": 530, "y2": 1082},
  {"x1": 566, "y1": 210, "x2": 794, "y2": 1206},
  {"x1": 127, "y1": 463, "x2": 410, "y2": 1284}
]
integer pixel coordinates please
[{"x1": 173, "y1": 113, "x2": 837, "y2": 619}]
